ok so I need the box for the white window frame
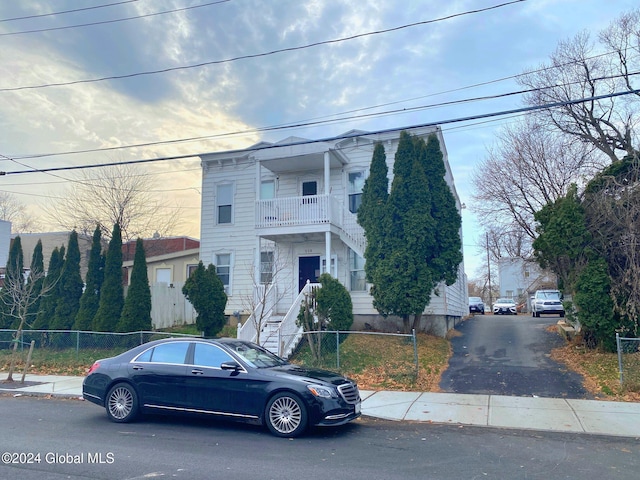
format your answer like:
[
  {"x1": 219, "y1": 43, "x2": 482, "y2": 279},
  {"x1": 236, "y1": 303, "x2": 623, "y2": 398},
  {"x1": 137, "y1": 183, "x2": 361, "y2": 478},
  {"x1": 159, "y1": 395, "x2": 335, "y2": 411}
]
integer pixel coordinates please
[
  {"x1": 348, "y1": 249, "x2": 366, "y2": 292},
  {"x1": 320, "y1": 255, "x2": 337, "y2": 278},
  {"x1": 214, "y1": 252, "x2": 233, "y2": 295},
  {"x1": 216, "y1": 182, "x2": 235, "y2": 225},
  {"x1": 260, "y1": 250, "x2": 274, "y2": 285},
  {"x1": 347, "y1": 169, "x2": 366, "y2": 214}
]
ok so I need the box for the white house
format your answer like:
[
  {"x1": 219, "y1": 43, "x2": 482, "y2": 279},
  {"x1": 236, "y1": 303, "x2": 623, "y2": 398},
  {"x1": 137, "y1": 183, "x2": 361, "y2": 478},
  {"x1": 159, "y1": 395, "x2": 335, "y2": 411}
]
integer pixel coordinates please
[
  {"x1": 198, "y1": 125, "x2": 467, "y2": 354},
  {"x1": 497, "y1": 257, "x2": 557, "y2": 309}
]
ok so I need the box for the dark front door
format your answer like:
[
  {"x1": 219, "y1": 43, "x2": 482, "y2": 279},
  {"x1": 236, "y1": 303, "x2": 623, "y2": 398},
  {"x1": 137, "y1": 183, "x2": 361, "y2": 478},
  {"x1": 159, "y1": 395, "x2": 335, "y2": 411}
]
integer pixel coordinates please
[{"x1": 299, "y1": 256, "x2": 320, "y2": 291}]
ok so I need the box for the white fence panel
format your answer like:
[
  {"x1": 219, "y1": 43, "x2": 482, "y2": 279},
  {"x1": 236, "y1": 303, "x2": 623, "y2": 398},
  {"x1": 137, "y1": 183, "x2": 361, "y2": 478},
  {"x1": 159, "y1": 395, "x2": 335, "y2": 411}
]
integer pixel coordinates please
[{"x1": 149, "y1": 282, "x2": 196, "y2": 329}]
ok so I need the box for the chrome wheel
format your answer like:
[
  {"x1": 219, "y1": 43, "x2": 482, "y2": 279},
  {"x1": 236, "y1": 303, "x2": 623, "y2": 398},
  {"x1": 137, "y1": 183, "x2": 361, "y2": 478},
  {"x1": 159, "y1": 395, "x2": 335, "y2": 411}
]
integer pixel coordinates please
[
  {"x1": 266, "y1": 393, "x2": 307, "y2": 437},
  {"x1": 106, "y1": 383, "x2": 138, "y2": 423}
]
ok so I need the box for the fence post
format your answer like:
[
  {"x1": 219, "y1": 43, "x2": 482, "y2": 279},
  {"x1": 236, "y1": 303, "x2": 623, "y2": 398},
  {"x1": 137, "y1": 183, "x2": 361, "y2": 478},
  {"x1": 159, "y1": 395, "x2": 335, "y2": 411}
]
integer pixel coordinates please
[
  {"x1": 616, "y1": 332, "x2": 624, "y2": 385},
  {"x1": 412, "y1": 329, "x2": 418, "y2": 379},
  {"x1": 76, "y1": 330, "x2": 80, "y2": 358},
  {"x1": 336, "y1": 331, "x2": 340, "y2": 370},
  {"x1": 140, "y1": 331, "x2": 144, "y2": 345}
]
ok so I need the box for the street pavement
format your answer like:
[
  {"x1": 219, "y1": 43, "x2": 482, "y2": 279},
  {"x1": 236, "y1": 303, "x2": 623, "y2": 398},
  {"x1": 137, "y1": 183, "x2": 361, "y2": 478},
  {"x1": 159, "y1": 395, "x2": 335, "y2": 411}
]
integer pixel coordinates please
[{"x1": 1, "y1": 373, "x2": 639, "y2": 438}]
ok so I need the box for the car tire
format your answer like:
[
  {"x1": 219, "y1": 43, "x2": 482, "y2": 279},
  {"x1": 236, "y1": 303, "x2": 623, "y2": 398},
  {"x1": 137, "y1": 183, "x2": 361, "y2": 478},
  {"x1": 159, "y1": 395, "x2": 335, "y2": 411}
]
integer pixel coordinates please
[
  {"x1": 265, "y1": 392, "x2": 308, "y2": 438},
  {"x1": 105, "y1": 383, "x2": 139, "y2": 423}
]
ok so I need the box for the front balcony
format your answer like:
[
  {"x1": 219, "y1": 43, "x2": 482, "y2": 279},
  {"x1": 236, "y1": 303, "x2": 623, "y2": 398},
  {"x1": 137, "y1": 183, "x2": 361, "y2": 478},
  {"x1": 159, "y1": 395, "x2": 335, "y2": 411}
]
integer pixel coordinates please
[{"x1": 256, "y1": 194, "x2": 343, "y2": 230}]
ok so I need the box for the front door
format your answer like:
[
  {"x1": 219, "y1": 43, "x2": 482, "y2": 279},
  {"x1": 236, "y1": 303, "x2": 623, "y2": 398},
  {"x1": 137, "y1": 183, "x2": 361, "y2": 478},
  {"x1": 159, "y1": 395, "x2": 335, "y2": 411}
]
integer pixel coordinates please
[{"x1": 298, "y1": 256, "x2": 320, "y2": 291}]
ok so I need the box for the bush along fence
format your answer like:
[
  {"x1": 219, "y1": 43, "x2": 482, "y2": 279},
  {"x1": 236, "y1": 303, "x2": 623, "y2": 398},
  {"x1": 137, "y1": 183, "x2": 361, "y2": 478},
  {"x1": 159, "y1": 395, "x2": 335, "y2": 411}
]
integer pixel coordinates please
[
  {"x1": 285, "y1": 330, "x2": 419, "y2": 382},
  {"x1": 616, "y1": 333, "x2": 640, "y2": 391},
  {"x1": 0, "y1": 329, "x2": 202, "y2": 358}
]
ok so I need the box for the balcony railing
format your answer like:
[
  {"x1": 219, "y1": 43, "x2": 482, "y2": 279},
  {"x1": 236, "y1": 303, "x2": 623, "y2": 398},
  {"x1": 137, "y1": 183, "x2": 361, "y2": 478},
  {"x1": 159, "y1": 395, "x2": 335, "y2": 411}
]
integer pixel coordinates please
[{"x1": 256, "y1": 194, "x2": 342, "y2": 229}]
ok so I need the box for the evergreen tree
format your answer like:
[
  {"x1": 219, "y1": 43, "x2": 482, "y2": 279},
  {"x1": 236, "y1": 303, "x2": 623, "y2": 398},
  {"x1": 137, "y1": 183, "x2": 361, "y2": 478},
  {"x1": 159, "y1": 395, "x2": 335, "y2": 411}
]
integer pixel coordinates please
[
  {"x1": 117, "y1": 238, "x2": 152, "y2": 332},
  {"x1": 51, "y1": 231, "x2": 84, "y2": 329},
  {"x1": 357, "y1": 142, "x2": 389, "y2": 285},
  {"x1": 422, "y1": 134, "x2": 463, "y2": 287},
  {"x1": 1, "y1": 236, "x2": 25, "y2": 328},
  {"x1": 93, "y1": 224, "x2": 124, "y2": 332},
  {"x1": 75, "y1": 226, "x2": 105, "y2": 330},
  {"x1": 315, "y1": 273, "x2": 353, "y2": 332},
  {"x1": 182, "y1": 262, "x2": 227, "y2": 337},
  {"x1": 358, "y1": 131, "x2": 463, "y2": 332},
  {"x1": 33, "y1": 246, "x2": 64, "y2": 330},
  {"x1": 25, "y1": 240, "x2": 45, "y2": 327}
]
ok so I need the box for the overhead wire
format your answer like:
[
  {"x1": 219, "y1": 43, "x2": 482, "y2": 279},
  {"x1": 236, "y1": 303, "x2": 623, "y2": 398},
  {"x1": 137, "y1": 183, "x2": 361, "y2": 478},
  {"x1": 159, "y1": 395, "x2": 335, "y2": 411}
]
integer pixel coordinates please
[
  {"x1": 0, "y1": 0, "x2": 140, "y2": 23},
  {"x1": 0, "y1": 0, "x2": 526, "y2": 92}
]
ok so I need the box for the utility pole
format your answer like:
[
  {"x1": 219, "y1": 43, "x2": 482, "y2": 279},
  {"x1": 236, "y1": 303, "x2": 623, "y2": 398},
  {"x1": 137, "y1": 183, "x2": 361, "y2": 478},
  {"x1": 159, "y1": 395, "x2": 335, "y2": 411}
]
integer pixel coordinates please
[{"x1": 486, "y1": 232, "x2": 493, "y2": 309}]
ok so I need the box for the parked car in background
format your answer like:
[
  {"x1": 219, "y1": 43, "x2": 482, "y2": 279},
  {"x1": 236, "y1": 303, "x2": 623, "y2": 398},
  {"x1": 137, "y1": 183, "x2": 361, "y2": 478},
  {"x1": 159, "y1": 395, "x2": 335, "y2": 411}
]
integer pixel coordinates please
[
  {"x1": 83, "y1": 338, "x2": 361, "y2": 438},
  {"x1": 532, "y1": 289, "x2": 565, "y2": 317},
  {"x1": 469, "y1": 296, "x2": 485, "y2": 315},
  {"x1": 493, "y1": 298, "x2": 518, "y2": 315}
]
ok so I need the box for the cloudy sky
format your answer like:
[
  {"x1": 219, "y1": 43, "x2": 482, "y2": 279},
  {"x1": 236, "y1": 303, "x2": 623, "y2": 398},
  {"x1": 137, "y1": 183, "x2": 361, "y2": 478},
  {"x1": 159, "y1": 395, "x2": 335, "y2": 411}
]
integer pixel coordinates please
[{"x1": 0, "y1": 0, "x2": 637, "y2": 278}]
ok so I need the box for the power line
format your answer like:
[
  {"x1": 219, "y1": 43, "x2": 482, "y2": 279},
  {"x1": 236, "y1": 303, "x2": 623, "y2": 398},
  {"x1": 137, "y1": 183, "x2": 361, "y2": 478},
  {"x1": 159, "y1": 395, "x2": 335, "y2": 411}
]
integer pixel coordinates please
[
  {"x1": 2, "y1": 87, "x2": 638, "y2": 176},
  {"x1": 0, "y1": 0, "x2": 231, "y2": 36},
  {"x1": 0, "y1": 0, "x2": 139, "y2": 23},
  {"x1": 0, "y1": 0, "x2": 526, "y2": 92}
]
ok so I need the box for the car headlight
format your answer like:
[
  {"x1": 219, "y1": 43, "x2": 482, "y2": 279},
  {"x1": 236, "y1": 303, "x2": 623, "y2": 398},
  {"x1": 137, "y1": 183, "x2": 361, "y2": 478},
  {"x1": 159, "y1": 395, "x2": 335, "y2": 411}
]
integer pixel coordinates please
[{"x1": 307, "y1": 385, "x2": 338, "y2": 398}]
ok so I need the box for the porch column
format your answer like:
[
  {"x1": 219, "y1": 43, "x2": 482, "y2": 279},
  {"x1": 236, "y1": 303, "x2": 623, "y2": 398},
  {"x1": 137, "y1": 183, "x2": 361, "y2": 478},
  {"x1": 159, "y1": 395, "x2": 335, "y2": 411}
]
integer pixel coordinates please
[
  {"x1": 324, "y1": 151, "x2": 330, "y2": 194},
  {"x1": 325, "y1": 231, "x2": 331, "y2": 275}
]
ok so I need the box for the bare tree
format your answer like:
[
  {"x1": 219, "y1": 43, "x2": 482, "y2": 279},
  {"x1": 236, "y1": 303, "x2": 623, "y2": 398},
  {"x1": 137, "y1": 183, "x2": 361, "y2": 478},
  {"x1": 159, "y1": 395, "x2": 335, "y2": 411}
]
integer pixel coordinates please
[
  {"x1": 2, "y1": 267, "x2": 57, "y2": 382},
  {"x1": 0, "y1": 191, "x2": 40, "y2": 233},
  {"x1": 472, "y1": 117, "x2": 603, "y2": 260},
  {"x1": 43, "y1": 163, "x2": 183, "y2": 242},
  {"x1": 519, "y1": 11, "x2": 640, "y2": 162},
  {"x1": 239, "y1": 247, "x2": 292, "y2": 345}
]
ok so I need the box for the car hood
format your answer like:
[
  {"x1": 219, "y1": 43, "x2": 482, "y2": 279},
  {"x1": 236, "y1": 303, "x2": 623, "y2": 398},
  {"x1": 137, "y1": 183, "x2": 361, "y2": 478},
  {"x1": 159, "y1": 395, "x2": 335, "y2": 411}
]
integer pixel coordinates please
[{"x1": 264, "y1": 364, "x2": 353, "y2": 387}]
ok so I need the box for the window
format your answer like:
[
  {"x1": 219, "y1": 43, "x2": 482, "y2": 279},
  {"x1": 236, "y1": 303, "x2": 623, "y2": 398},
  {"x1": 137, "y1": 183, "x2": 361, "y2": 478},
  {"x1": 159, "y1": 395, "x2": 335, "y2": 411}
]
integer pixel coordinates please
[
  {"x1": 261, "y1": 180, "x2": 275, "y2": 200},
  {"x1": 155, "y1": 268, "x2": 171, "y2": 285},
  {"x1": 349, "y1": 249, "x2": 366, "y2": 291},
  {"x1": 217, "y1": 183, "x2": 233, "y2": 224},
  {"x1": 193, "y1": 343, "x2": 234, "y2": 368},
  {"x1": 187, "y1": 264, "x2": 198, "y2": 278},
  {"x1": 260, "y1": 251, "x2": 274, "y2": 284},
  {"x1": 136, "y1": 342, "x2": 189, "y2": 364},
  {"x1": 216, "y1": 253, "x2": 231, "y2": 294},
  {"x1": 348, "y1": 171, "x2": 365, "y2": 213}
]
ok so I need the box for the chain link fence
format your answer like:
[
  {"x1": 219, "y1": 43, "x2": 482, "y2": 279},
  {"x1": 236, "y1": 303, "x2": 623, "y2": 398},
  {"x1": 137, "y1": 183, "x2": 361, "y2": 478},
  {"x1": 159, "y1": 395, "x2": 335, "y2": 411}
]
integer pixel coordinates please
[
  {"x1": 616, "y1": 333, "x2": 640, "y2": 391},
  {"x1": 0, "y1": 329, "x2": 202, "y2": 358},
  {"x1": 285, "y1": 330, "x2": 418, "y2": 382}
]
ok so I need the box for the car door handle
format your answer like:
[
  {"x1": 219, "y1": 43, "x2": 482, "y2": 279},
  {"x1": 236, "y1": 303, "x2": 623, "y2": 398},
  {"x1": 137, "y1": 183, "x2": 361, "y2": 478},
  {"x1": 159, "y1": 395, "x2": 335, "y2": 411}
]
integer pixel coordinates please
[
  {"x1": 191, "y1": 369, "x2": 204, "y2": 375},
  {"x1": 132, "y1": 365, "x2": 144, "y2": 371}
]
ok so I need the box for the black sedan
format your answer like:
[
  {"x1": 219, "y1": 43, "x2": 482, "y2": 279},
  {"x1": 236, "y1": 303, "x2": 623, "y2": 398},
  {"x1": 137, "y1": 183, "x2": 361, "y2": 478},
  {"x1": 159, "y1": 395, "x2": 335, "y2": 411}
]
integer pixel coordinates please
[{"x1": 83, "y1": 337, "x2": 361, "y2": 438}]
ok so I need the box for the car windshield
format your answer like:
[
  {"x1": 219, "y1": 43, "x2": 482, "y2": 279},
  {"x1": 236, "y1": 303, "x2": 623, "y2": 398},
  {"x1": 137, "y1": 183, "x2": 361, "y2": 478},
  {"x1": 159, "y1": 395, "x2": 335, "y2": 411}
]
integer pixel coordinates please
[
  {"x1": 496, "y1": 298, "x2": 514, "y2": 304},
  {"x1": 469, "y1": 297, "x2": 483, "y2": 303},
  {"x1": 224, "y1": 340, "x2": 288, "y2": 368},
  {"x1": 539, "y1": 291, "x2": 561, "y2": 300}
]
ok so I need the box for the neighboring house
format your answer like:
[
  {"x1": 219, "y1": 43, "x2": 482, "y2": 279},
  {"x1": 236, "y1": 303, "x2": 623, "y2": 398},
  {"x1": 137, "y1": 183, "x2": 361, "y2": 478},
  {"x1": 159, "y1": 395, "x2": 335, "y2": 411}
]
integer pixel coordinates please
[
  {"x1": 12, "y1": 231, "x2": 100, "y2": 279},
  {"x1": 497, "y1": 257, "x2": 557, "y2": 309},
  {"x1": 122, "y1": 236, "x2": 200, "y2": 329},
  {"x1": 0, "y1": 220, "x2": 10, "y2": 267},
  {"x1": 199, "y1": 125, "x2": 467, "y2": 353}
]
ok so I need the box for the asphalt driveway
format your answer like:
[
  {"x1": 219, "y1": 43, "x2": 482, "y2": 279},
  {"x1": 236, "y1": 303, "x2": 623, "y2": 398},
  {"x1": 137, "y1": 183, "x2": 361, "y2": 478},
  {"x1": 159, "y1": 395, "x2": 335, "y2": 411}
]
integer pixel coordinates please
[{"x1": 439, "y1": 314, "x2": 592, "y2": 399}]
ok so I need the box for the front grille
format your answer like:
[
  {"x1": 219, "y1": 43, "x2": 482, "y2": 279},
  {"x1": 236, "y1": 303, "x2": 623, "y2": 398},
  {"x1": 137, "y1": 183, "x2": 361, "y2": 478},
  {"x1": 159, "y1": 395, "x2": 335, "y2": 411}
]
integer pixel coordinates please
[{"x1": 338, "y1": 382, "x2": 360, "y2": 404}]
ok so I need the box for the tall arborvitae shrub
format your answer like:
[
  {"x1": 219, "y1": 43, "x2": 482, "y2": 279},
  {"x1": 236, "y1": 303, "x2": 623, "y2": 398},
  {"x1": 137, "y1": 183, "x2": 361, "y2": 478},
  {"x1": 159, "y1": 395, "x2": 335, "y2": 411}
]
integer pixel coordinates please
[
  {"x1": 51, "y1": 231, "x2": 84, "y2": 330},
  {"x1": 26, "y1": 240, "x2": 45, "y2": 327},
  {"x1": 182, "y1": 262, "x2": 227, "y2": 337},
  {"x1": 33, "y1": 246, "x2": 64, "y2": 330},
  {"x1": 75, "y1": 226, "x2": 105, "y2": 330},
  {"x1": 117, "y1": 238, "x2": 152, "y2": 332},
  {"x1": 93, "y1": 224, "x2": 124, "y2": 332},
  {"x1": 1, "y1": 236, "x2": 25, "y2": 328}
]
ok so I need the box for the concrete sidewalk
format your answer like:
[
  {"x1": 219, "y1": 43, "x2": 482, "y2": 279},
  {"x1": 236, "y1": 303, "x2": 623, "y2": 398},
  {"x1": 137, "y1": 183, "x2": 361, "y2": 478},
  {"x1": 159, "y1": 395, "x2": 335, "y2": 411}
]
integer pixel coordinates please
[{"x1": 1, "y1": 374, "x2": 639, "y2": 438}]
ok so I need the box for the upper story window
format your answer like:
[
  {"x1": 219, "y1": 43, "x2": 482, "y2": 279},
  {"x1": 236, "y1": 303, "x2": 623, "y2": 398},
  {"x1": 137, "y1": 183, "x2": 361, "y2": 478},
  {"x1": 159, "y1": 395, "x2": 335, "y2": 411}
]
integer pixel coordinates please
[
  {"x1": 348, "y1": 171, "x2": 365, "y2": 213},
  {"x1": 261, "y1": 179, "x2": 275, "y2": 200},
  {"x1": 215, "y1": 253, "x2": 232, "y2": 294},
  {"x1": 217, "y1": 183, "x2": 234, "y2": 224}
]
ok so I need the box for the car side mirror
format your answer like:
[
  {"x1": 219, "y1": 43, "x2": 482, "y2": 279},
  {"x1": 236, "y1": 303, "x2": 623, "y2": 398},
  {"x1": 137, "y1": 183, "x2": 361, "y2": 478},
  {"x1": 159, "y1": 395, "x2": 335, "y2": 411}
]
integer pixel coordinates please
[{"x1": 221, "y1": 361, "x2": 242, "y2": 371}]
